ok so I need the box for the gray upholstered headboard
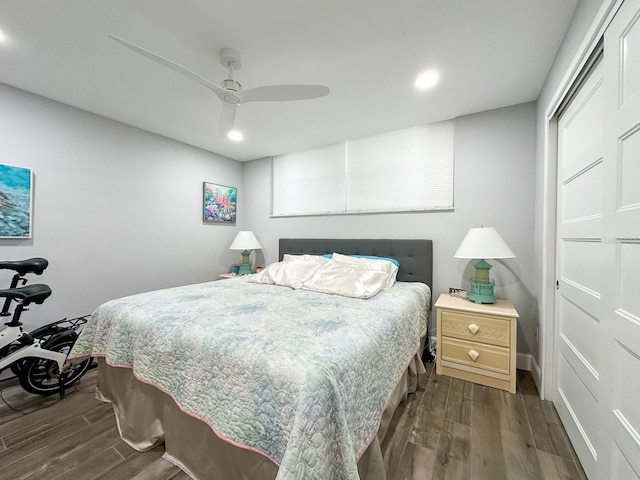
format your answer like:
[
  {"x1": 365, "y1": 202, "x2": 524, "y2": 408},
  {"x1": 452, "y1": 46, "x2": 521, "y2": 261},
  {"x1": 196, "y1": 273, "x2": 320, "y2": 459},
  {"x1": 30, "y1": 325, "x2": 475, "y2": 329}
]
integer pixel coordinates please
[{"x1": 279, "y1": 238, "x2": 433, "y2": 289}]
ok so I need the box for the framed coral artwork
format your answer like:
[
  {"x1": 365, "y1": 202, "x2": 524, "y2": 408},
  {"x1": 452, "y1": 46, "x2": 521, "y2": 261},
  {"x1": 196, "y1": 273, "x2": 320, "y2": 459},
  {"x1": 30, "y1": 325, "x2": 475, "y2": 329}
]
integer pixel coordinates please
[
  {"x1": 0, "y1": 163, "x2": 33, "y2": 238},
  {"x1": 203, "y1": 182, "x2": 237, "y2": 224}
]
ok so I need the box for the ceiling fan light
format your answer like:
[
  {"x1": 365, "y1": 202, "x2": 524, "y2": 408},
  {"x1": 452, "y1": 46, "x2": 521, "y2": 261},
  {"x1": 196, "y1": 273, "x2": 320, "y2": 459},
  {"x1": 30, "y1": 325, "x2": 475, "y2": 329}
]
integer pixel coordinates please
[
  {"x1": 222, "y1": 78, "x2": 241, "y2": 92},
  {"x1": 415, "y1": 70, "x2": 440, "y2": 90},
  {"x1": 227, "y1": 130, "x2": 243, "y2": 142}
]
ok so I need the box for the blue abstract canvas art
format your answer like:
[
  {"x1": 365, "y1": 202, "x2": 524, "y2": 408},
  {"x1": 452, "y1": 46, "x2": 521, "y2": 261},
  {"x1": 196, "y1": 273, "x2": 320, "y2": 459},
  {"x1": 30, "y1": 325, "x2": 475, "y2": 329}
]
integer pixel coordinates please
[{"x1": 0, "y1": 163, "x2": 33, "y2": 238}]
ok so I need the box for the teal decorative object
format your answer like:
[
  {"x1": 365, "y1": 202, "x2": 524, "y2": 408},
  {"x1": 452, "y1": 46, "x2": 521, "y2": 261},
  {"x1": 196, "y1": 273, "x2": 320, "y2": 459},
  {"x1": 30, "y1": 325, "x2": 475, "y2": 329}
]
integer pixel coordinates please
[
  {"x1": 469, "y1": 259, "x2": 496, "y2": 303},
  {"x1": 238, "y1": 250, "x2": 252, "y2": 274}
]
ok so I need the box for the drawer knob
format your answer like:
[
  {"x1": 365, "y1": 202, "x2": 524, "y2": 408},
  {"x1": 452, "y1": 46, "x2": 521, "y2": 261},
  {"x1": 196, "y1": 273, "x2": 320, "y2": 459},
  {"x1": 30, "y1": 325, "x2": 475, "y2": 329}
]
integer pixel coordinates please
[
  {"x1": 468, "y1": 323, "x2": 480, "y2": 335},
  {"x1": 468, "y1": 350, "x2": 480, "y2": 362}
]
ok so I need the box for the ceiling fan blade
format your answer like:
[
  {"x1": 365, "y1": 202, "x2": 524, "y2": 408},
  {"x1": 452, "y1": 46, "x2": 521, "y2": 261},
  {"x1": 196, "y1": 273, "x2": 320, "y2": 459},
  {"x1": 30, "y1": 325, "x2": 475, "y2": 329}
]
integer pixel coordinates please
[
  {"x1": 107, "y1": 34, "x2": 227, "y2": 100},
  {"x1": 219, "y1": 102, "x2": 237, "y2": 136},
  {"x1": 237, "y1": 85, "x2": 330, "y2": 103}
]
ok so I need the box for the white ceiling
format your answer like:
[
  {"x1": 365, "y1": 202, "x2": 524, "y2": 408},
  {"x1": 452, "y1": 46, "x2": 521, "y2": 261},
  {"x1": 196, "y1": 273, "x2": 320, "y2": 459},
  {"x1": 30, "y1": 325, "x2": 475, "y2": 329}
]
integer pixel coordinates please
[{"x1": 0, "y1": 0, "x2": 578, "y2": 162}]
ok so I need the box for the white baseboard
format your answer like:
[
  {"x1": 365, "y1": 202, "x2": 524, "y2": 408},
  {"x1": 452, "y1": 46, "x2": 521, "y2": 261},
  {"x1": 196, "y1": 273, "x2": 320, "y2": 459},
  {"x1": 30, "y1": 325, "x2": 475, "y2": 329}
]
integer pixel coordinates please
[
  {"x1": 517, "y1": 352, "x2": 542, "y2": 395},
  {"x1": 516, "y1": 352, "x2": 531, "y2": 371}
]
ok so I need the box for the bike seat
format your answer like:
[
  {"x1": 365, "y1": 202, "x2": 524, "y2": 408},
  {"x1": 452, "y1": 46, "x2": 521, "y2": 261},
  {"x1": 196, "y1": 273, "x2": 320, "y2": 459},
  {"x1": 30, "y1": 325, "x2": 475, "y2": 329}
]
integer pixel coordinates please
[
  {"x1": 0, "y1": 284, "x2": 52, "y2": 305},
  {"x1": 0, "y1": 258, "x2": 49, "y2": 276}
]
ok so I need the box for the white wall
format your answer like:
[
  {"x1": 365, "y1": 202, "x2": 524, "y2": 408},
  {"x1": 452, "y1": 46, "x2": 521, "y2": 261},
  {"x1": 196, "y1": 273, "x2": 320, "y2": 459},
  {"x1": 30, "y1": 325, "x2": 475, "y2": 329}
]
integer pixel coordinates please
[
  {"x1": 0, "y1": 83, "x2": 243, "y2": 330},
  {"x1": 533, "y1": 0, "x2": 611, "y2": 394},
  {"x1": 243, "y1": 102, "x2": 537, "y2": 355},
  {"x1": 0, "y1": 83, "x2": 538, "y2": 359}
]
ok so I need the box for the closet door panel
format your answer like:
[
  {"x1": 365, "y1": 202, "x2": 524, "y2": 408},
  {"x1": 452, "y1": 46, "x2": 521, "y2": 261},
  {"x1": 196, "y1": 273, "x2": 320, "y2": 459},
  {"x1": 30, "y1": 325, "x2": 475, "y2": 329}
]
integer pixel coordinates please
[{"x1": 601, "y1": 0, "x2": 640, "y2": 478}]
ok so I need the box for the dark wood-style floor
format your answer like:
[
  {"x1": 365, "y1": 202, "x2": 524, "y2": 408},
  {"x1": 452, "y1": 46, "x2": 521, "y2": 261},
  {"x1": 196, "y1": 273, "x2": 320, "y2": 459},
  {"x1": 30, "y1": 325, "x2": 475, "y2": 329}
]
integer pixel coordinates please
[{"x1": 0, "y1": 363, "x2": 587, "y2": 480}]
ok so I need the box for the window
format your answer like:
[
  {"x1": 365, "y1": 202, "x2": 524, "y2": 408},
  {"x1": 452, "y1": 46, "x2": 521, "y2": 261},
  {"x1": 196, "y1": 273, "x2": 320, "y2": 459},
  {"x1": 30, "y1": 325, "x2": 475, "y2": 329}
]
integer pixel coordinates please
[{"x1": 272, "y1": 120, "x2": 454, "y2": 216}]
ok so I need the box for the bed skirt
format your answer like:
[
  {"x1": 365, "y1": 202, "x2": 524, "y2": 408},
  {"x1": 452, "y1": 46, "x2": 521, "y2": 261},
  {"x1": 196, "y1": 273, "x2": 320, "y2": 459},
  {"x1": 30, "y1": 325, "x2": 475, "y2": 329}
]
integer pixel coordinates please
[{"x1": 95, "y1": 351, "x2": 426, "y2": 480}]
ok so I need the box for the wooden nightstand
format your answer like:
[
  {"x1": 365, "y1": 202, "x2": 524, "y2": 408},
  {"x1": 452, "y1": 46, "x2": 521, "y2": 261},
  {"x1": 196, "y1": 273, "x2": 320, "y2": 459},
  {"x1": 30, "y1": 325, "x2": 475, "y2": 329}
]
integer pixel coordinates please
[{"x1": 435, "y1": 293, "x2": 518, "y2": 393}]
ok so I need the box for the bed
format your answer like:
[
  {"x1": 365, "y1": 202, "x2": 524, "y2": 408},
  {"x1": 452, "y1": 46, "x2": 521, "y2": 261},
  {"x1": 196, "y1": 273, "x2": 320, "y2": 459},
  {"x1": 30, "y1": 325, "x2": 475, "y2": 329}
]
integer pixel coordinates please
[{"x1": 70, "y1": 238, "x2": 433, "y2": 480}]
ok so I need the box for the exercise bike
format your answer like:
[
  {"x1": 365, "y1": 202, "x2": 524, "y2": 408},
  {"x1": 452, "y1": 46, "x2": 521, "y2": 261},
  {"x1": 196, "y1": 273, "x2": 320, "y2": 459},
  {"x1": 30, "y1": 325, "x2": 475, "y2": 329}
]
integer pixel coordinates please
[{"x1": 0, "y1": 258, "x2": 91, "y2": 396}]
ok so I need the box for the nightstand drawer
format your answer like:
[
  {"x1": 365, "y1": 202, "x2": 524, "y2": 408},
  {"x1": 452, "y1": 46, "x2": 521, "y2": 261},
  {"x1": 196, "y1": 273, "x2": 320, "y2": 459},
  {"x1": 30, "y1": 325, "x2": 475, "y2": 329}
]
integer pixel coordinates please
[
  {"x1": 441, "y1": 310, "x2": 510, "y2": 347},
  {"x1": 440, "y1": 337, "x2": 510, "y2": 375}
]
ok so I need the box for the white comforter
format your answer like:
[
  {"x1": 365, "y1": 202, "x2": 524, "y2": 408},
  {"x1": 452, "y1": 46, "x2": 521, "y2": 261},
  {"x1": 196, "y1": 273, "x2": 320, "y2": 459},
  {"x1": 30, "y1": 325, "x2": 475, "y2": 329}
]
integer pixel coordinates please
[{"x1": 70, "y1": 277, "x2": 430, "y2": 480}]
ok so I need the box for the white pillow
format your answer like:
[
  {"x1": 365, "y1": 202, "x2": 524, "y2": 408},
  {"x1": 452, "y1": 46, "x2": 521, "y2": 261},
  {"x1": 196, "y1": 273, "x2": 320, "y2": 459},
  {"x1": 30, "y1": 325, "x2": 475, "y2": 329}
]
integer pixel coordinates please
[
  {"x1": 249, "y1": 256, "x2": 330, "y2": 289},
  {"x1": 282, "y1": 254, "x2": 329, "y2": 265},
  {"x1": 301, "y1": 261, "x2": 391, "y2": 298},
  {"x1": 331, "y1": 253, "x2": 398, "y2": 289}
]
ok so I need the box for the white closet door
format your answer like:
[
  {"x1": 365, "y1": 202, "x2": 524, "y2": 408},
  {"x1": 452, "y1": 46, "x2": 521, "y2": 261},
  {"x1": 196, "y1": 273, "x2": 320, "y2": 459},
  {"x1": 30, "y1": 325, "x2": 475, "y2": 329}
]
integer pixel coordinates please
[
  {"x1": 601, "y1": 0, "x2": 640, "y2": 478},
  {"x1": 556, "y1": 57, "x2": 604, "y2": 480},
  {"x1": 555, "y1": 1, "x2": 640, "y2": 479}
]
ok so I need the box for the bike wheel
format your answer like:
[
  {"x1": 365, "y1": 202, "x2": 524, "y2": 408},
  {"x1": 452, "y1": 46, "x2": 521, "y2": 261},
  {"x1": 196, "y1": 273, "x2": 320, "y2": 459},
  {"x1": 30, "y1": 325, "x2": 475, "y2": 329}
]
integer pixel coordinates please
[
  {"x1": 10, "y1": 360, "x2": 27, "y2": 376},
  {"x1": 9, "y1": 325, "x2": 61, "y2": 376},
  {"x1": 6, "y1": 344, "x2": 27, "y2": 376},
  {"x1": 18, "y1": 336, "x2": 91, "y2": 396}
]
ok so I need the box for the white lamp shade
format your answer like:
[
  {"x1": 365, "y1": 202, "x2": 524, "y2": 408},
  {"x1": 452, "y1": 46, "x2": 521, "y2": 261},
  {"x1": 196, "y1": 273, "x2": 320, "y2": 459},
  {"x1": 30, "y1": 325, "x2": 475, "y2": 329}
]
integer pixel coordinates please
[
  {"x1": 454, "y1": 227, "x2": 515, "y2": 259},
  {"x1": 229, "y1": 231, "x2": 262, "y2": 251}
]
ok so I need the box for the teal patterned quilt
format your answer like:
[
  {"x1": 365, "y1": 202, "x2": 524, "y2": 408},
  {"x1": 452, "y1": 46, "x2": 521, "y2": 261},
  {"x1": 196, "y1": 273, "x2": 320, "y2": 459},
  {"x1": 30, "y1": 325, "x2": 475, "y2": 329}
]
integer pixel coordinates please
[{"x1": 70, "y1": 276, "x2": 430, "y2": 480}]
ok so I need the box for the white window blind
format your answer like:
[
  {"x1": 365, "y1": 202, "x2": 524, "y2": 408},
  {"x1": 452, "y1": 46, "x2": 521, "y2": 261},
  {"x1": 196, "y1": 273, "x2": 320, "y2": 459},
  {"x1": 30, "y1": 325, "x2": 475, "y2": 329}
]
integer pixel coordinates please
[
  {"x1": 272, "y1": 142, "x2": 346, "y2": 216},
  {"x1": 272, "y1": 120, "x2": 454, "y2": 216},
  {"x1": 346, "y1": 122, "x2": 454, "y2": 212}
]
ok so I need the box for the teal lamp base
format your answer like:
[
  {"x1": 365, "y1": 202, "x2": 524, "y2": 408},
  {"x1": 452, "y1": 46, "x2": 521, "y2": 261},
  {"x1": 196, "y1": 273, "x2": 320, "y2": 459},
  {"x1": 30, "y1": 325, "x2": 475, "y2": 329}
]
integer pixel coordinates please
[
  {"x1": 468, "y1": 278, "x2": 496, "y2": 304},
  {"x1": 468, "y1": 259, "x2": 496, "y2": 304},
  {"x1": 238, "y1": 249, "x2": 252, "y2": 275}
]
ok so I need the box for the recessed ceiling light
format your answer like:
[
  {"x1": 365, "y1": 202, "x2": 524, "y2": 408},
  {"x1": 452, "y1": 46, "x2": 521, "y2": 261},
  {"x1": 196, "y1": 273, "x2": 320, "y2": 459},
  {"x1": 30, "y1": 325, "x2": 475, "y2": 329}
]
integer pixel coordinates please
[
  {"x1": 415, "y1": 70, "x2": 440, "y2": 90},
  {"x1": 227, "y1": 130, "x2": 243, "y2": 142},
  {"x1": 0, "y1": 28, "x2": 7, "y2": 44}
]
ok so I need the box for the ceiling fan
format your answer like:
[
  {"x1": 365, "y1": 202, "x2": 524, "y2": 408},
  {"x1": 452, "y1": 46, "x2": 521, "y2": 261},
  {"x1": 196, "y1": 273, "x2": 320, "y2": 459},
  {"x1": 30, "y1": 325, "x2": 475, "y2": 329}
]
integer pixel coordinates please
[{"x1": 107, "y1": 34, "x2": 330, "y2": 137}]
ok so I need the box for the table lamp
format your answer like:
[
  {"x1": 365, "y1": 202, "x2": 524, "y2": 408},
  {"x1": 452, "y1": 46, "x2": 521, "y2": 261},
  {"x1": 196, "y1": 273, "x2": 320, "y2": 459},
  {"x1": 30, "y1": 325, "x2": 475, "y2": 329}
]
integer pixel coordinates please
[
  {"x1": 229, "y1": 231, "x2": 262, "y2": 274},
  {"x1": 454, "y1": 227, "x2": 515, "y2": 304}
]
